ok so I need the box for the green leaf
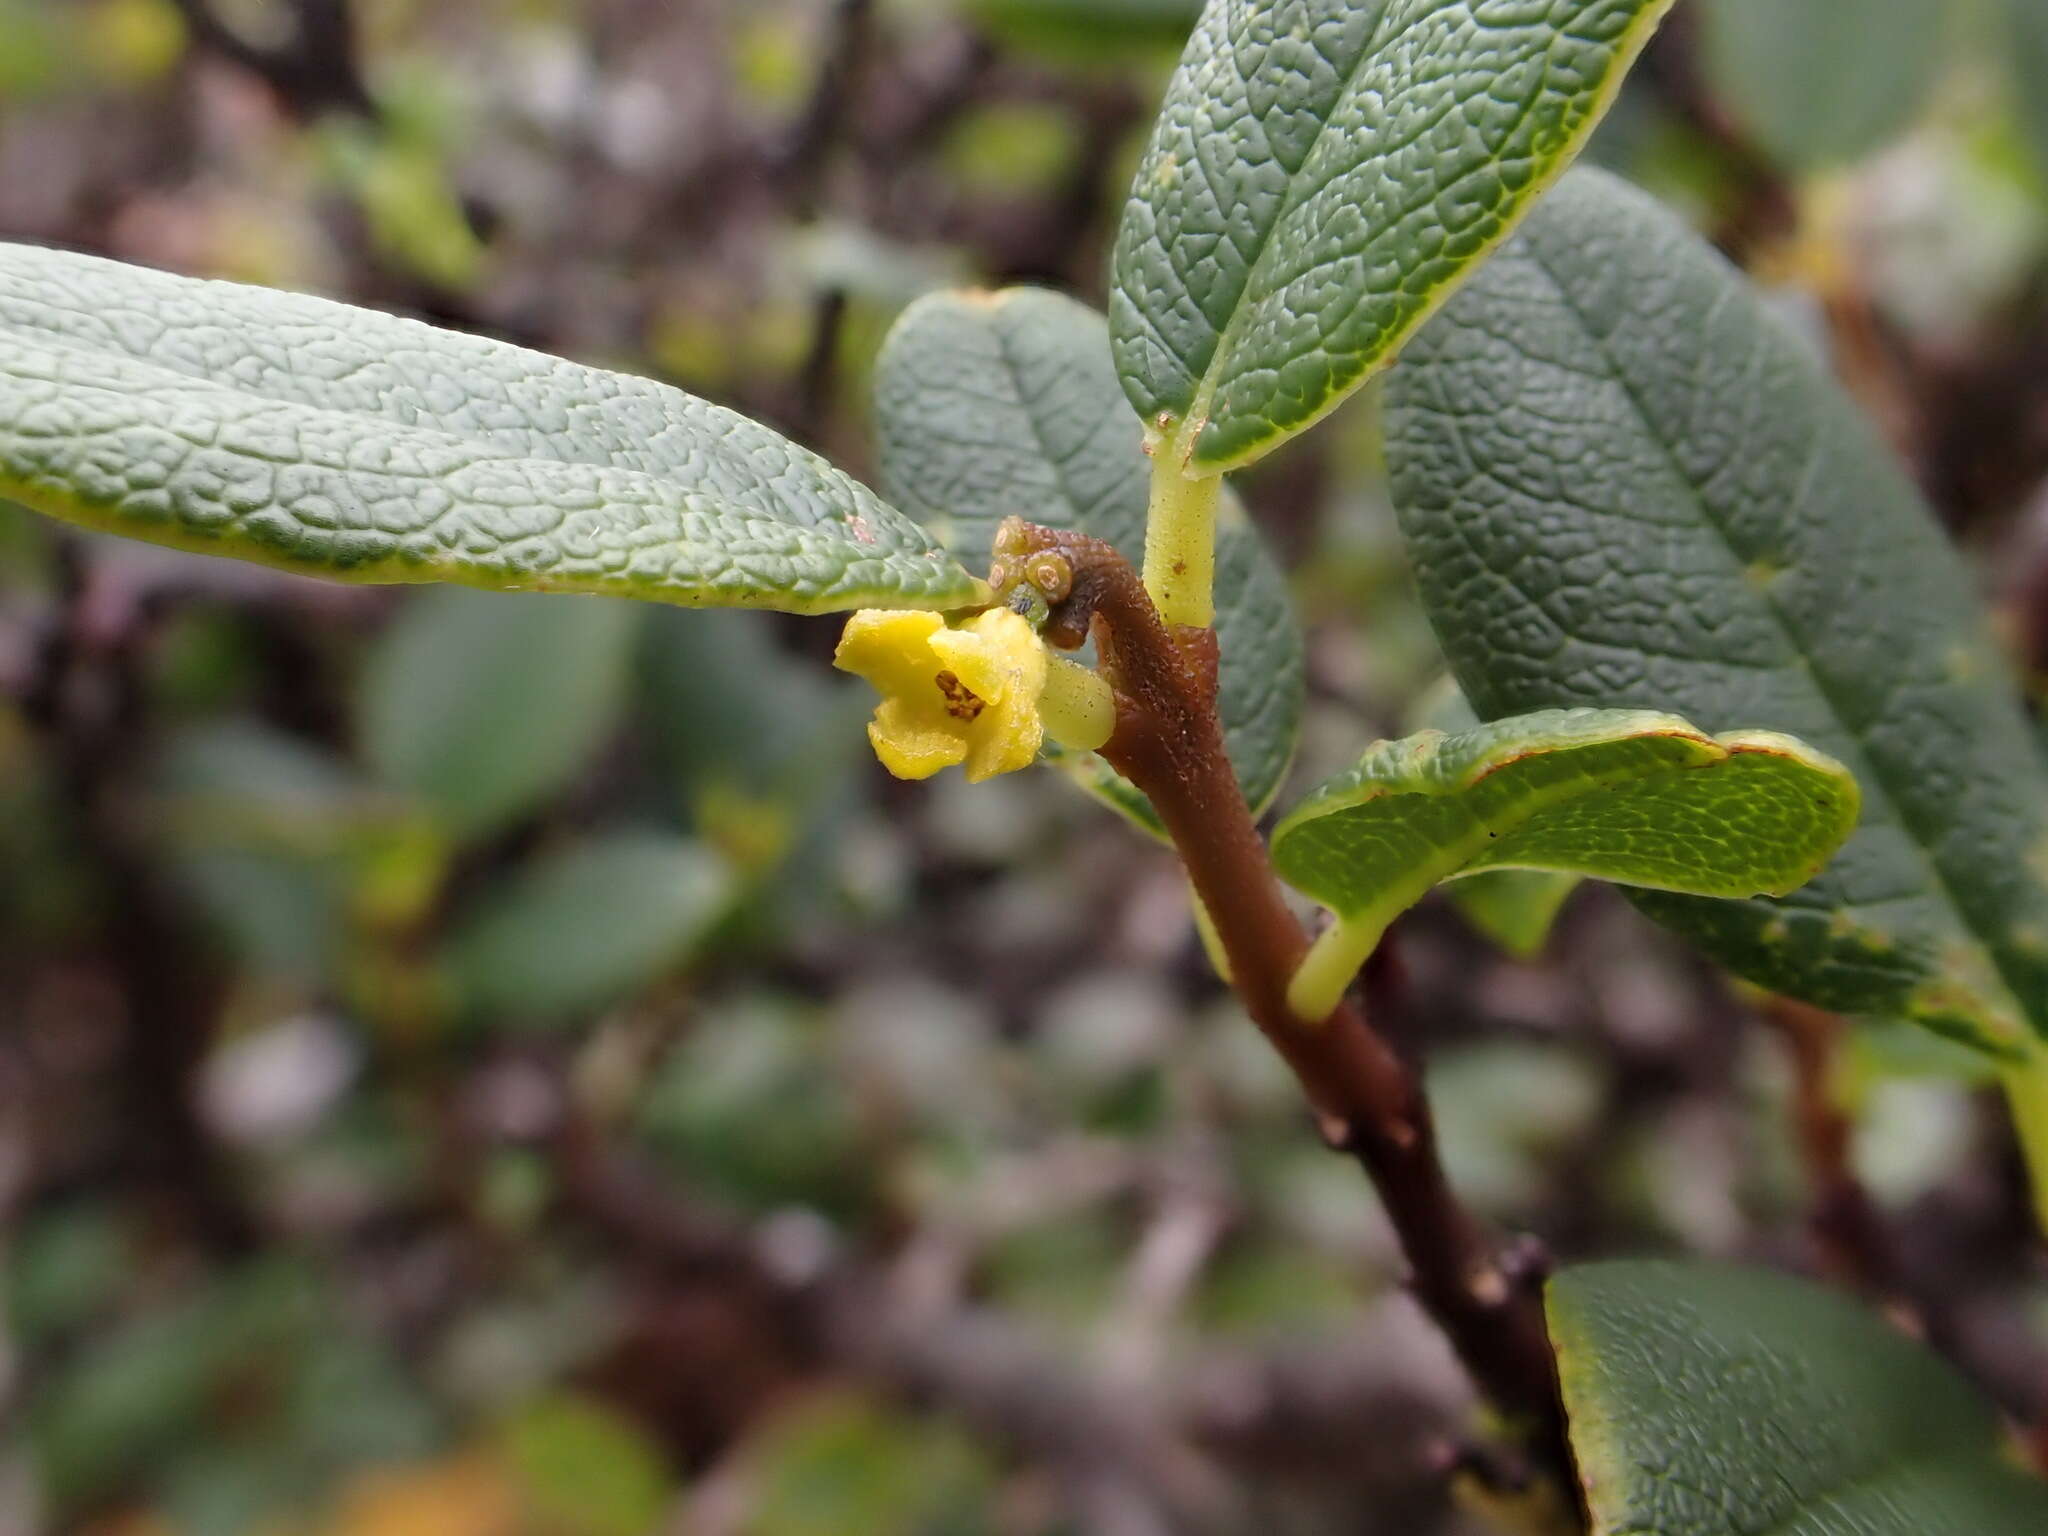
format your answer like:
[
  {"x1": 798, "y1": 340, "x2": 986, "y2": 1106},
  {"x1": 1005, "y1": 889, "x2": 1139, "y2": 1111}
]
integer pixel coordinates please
[
  {"x1": 497, "y1": 1395, "x2": 673, "y2": 1536},
  {"x1": 444, "y1": 830, "x2": 732, "y2": 1024},
  {"x1": 360, "y1": 588, "x2": 639, "y2": 844},
  {"x1": 875, "y1": 286, "x2": 1304, "y2": 827},
  {"x1": 1388, "y1": 168, "x2": 2048, "y2": 1056},
  {"x1": 969, "y1": 0, "x2": 1201, "y2": 59},
  {"x1": 153, "y1": 723, "x2": 398, "y2": 985},
  {"x1": 318, "y1": 118, "x2": 488, "y2": 294},
  {"x1": 635, "y1": 998, "x2": 869, "y2": 1218},
  {"x1": 0, "y1": 242, "x2": 979, "y2": 612},
  {"x1": 638, "y1": 609, "x2": 871, "y2": 936},
  {"x1": 8, "y1": 1206, "x2": 126, "y2": 1343},
  {"x1": 641, "y1": 607, "x2": 867, "y2": 822},
  {"x1": 2009, "y1": 0, "x2": 2048, "y2": 179},
  {"x1": 29, "y1": 1262, "x2": 319, "y2": 1510},
  {"x1": 1448, "y1": 868, "x2": 1580, "y2": 960},
  {"x1": 1697, "y1": 0, "x2": 1946, "y2": 172},
  {"x1": 1412, "y1": 677, "x2": 1580, "y2": 957},
  {"x1": 738, "y1": 1392, "x2": 997, "y2": 1536},
  {"x1": 1273, "y1": 708, "x2": 1857, "y2": 1018},
  {"x1": 1110, "y1": 0, "x2": 1675, "y2": 473},
  {"x1": 1550, "y1": 1260, "x2": 2048, "y2": 1536}
]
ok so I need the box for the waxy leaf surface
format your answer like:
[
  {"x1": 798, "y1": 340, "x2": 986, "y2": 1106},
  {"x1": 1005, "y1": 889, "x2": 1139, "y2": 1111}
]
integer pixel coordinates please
[
  {"x1": 1273, "y1": 708, "x2": 1857, "y2": 963},
  {"x1": 875, "y1": 286, "x2": 1304, "y2": 826},
  {"x1": 1110, "y1": 0, "x2": 1674, "y2": 472},
  {"x1": 1550, "y1": 1261, "x2": 2048, "y2": 1536},
  {"x1": 1389, "y1": 170, "x2": 2048, "y2": 1054},
  {"x1": 0, "y1": 242, "x2": 978, "y2": 613}
]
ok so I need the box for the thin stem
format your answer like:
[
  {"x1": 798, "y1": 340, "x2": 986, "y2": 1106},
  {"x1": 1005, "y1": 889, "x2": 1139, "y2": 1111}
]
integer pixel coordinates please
[
  {"x1": 2002, "y1": 1053, "x2": 2048, "y2": 1239},
  {"x1": 996, "y1": 519, "x2": 1575, "y2": 1488},
  {"x1": 775, "y1": 0, "x2": 876, "y2": 215},
  {"x1": 1143, "y1": 450, "x2": 1220, "y2": 629},
  {"x1": 1758, "y1": 1006, "x2": 2048, "y2": 1435},
  {"x1": 170, "y1": 0, "x2": 377, "y2": 120},
  {"x1": 1290, "y1": 918, "x2": 1387, "y2": 1023},
  {"x1": 1760, "y1": 997, "x2": 1904, "y2": 1296},
  {"x1": 1189, "y1": 887, "x2": 1233, "y2": 983}
]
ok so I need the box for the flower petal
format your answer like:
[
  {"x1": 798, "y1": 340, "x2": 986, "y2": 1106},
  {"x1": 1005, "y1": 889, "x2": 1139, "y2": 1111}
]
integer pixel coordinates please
[
  {"x1": 869, "y1": 698, "x2": 970, "y2": 780},
  {"x1": 840, "y1": 605, "x2": 1052, "y2": 784},
  {"x1": 963, "y1": 691, "x2": 1045, "y2": 783},
  {"x1": 930, "y1": 608, "x2": 1046, "y2": 708},
  {"x1": 834, "y1": 610, "x2": 946, "y2": 697}
]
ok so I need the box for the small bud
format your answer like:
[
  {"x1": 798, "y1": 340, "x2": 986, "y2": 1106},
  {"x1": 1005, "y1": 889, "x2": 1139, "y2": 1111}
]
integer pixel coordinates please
[{"x1": 1028, "y1": 553, "x2": 1073, "y2": 603}]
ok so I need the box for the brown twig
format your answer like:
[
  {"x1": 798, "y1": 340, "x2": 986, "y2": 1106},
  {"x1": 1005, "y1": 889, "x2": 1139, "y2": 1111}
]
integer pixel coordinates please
[
  {"x1": 988, "y1": 78, "x2": 1147, "y2": 292},
  {"x1": 993, "y1": 520, "x2": 1574, "y2": 1489},
  {"x1": 1760, "y1": 998, "x2": 2048, "y2": 1459},
  {"x1": 1761, "y1": 998, "x2": 1905, "y2": 1301},
  {"x1": 773, "y1": 0, "x2": 878, "y2": 218},
  {"x1": 17, "y1": 538, "x2": 253, "y2": 1257},
  {"x1": 1638, "y1": 11, "x2": 1794, "y2": 265},
  {"x1": 169, "y1": 0, "x2": 377, "y2": 121}
]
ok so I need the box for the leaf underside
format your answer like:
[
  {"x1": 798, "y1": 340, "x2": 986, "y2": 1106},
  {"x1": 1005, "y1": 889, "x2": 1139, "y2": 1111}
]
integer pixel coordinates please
[
  {"x1": 875, "y1": 286, "x2": 1305, "y2": 828},
  {"x1": 1412, "y1": 677, "x2": 1580, "y2": 957},
  {"x1": 1446, "y1": 867, "x2": 1580, "y2": 959},
  {"x1": 1550, "y1": 1261, "x2": 2048, "y2": 1536},
  {"x1": 1272, "y1": 707, "x2": 1858, "y2": 953},
  {"x1": 0, "y1": 242, "x2": 979, "y2": 614},
  {"x1": 1110, "y1": 0, "x2": 1675, "y2": 473},
  {"x1": 1387, "y1": 168, "x2": 2048, "y2": 1056}
]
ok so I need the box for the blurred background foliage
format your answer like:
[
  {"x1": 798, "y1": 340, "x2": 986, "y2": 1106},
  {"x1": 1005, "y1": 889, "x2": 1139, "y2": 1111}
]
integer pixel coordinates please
[{"x1": 2, "y1": 1, "x2": 2047, "y2": 1532}]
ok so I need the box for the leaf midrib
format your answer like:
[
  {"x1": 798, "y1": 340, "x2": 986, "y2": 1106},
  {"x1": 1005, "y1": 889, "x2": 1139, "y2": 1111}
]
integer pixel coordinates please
[
  {"x1": 1, "y1": 326, "x2": 972, "y2": 612},
  {"x1": 1172, "y1": 0, "x2": 1674, "y2": 467},
  {"x1": 0, "y1": 253, "x2": 891, "y2": 527},
  {"x1": 3, "y1": 324, "x2": 872, "y2": 543},
  {"x1": 1525, "y1": 238, "x2": 2037, "y2": 1037},
  {"x1": 1170, "y1": 0, "x2": 1414, "y2": 446}
]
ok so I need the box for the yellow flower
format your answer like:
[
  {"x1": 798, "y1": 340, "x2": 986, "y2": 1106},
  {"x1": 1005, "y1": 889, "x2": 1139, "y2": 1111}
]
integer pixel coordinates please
[{"x1": 835, "y1": 608, "x2": 1051, "y2": 783}]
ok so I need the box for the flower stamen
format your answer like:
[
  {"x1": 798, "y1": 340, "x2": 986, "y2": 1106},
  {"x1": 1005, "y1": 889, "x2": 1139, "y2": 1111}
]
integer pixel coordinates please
[{"x1": 933, "y1": 669, "x2": 987, "y2": 721}]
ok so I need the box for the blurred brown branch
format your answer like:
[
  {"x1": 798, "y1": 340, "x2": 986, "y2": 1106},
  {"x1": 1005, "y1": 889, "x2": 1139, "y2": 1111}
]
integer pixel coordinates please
[
  {"x1": 169, "y1": 0, "x2": 376, "y2": 121},
  {"x1": 14, "y1": 536, "x2": 253, "y2": 1258}
]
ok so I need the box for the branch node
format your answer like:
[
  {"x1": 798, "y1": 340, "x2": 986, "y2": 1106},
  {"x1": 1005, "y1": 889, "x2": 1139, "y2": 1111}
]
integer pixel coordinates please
[
  {"x1": 1469, "y1": 1266, "x2": 1510, "y2": 1309},
  {"x1": 1500, "y1": 1233, "x2": 1556, "y2": 1291},
  {"x1": 1314, "y1": 1110, "x2": 1357, "y2": 1153}
]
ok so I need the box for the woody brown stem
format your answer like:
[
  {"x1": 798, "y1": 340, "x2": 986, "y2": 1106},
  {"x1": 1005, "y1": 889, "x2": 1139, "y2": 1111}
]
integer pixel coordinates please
[
  {"x1": 1761, "y1": 998, "x2": 1905, "y2": 1301},
  {"x1": 999, "y1": 520, "x2": 1574, "y2": 1486}
]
